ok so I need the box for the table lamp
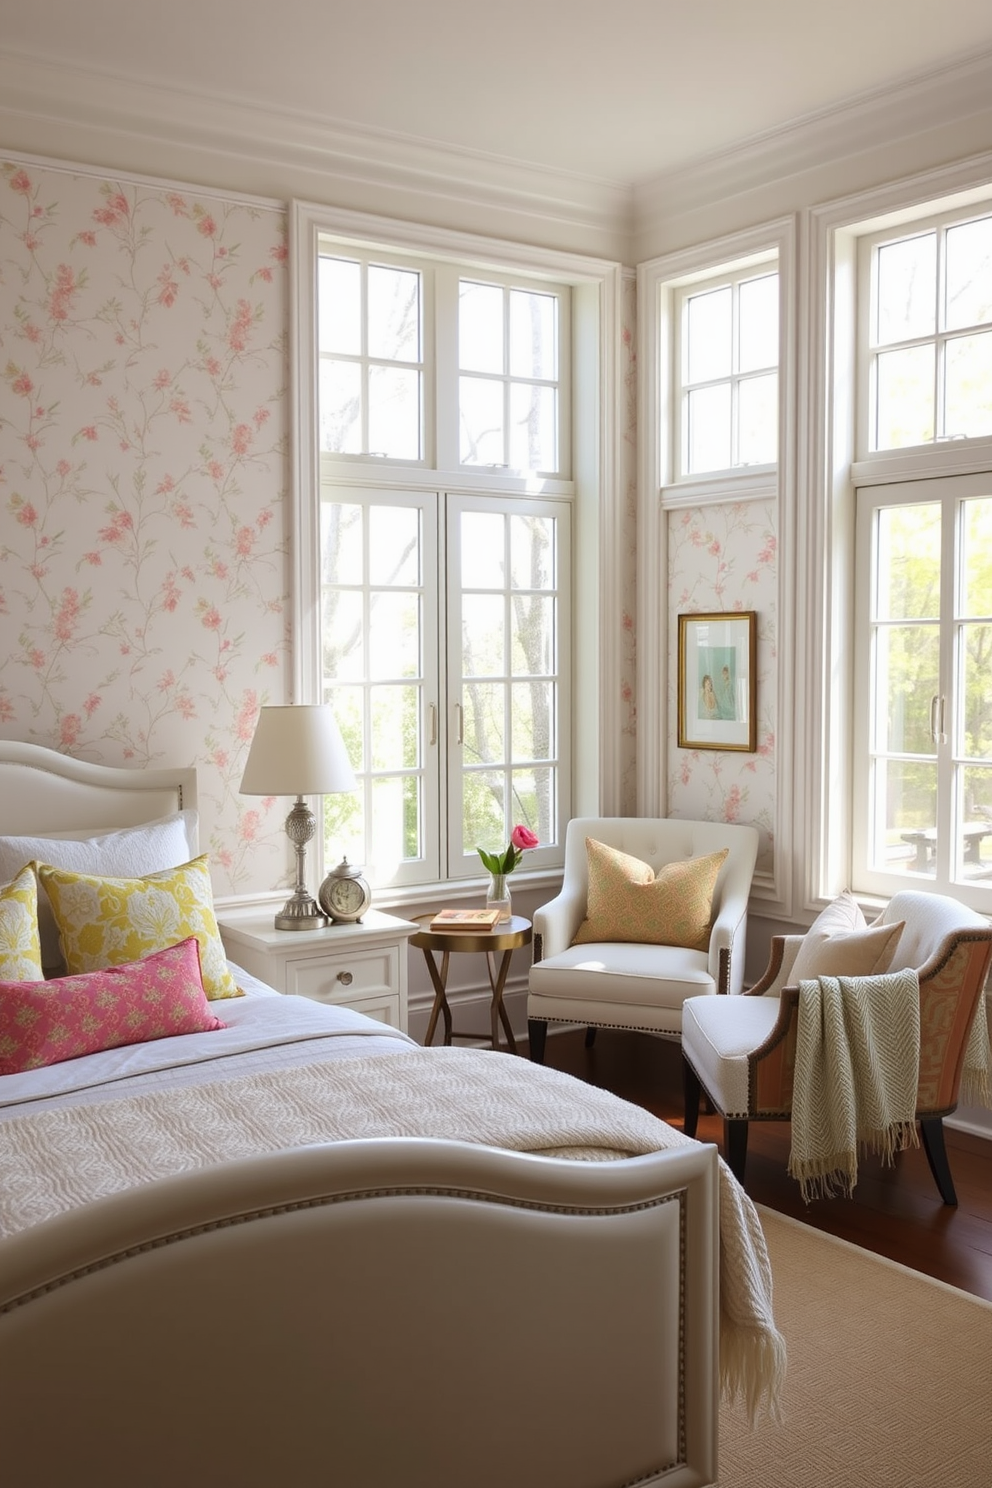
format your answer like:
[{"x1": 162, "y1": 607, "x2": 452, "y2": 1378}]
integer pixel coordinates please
[{"x1": 240, "y1": 704, "x2": 356, "y2": 930}]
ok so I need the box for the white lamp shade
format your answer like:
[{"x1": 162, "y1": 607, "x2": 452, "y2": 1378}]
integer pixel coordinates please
[{"x1": 239, "y1": 705, "x2": 356, "y2": 796}]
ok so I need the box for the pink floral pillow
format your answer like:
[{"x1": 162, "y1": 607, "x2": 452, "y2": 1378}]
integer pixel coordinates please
[{"x1": 0, "y1": 937, "x2": 226, "y2": 1076}]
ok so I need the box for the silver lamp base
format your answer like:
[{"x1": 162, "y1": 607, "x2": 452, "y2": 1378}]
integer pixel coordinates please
[
  {"x1": 273, "y1": 890, "x2": 327, "y2": 931},
  {"x1": 272, "y1": 797, "x2": 327, "y2": 931}
]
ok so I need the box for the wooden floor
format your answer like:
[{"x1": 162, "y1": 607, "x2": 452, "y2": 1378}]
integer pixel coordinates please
[{"x1": 536, "y1": 1026, "x2": 992, "y2": 1305}]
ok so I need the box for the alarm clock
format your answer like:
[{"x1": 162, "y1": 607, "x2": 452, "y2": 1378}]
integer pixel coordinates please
[{"x1": 318, "y1": 856, "x2": 372, "y2": 924}]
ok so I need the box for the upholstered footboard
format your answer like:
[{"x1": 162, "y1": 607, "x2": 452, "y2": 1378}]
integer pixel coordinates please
[{"x1": 0, "y1": 1137, "x2": 719, "y2": 1488}]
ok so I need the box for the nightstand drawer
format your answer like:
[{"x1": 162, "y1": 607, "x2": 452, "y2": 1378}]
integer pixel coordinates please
[{"x1": 288, "y1": 946, "x2": 400, "y2": 1020}]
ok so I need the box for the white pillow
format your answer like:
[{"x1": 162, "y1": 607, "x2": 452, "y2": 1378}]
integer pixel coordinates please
[
  {"x1": 0, "y1": 811, "x2": 198, "y2": 972},
  {"x1": 791, "y1": 890, "x2": 903, "y2": 982}
]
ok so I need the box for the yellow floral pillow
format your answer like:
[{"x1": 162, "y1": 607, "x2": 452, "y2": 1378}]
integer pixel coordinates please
[
  {"x1": 0, "y1": 865, "x2": 44, "y2": 982},
  {"x1": 572, "y1": 838, "x2": 729, "y2": 951},
  {"x1": 36, "y1": 855, "x2": 242, "y2": 1001}
]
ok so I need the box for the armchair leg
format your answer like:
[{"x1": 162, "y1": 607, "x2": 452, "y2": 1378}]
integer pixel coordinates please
[
  {"x1": 724, "y1": 1119, "x2": 749, "y2": 1184},
  {"x1": 584, "y1": 1026, "x2": 597, "y2": 1049},
  {"x1": 920, "y1": 1117, "x2": 958, "y2": 1206},
  {"x1": 528, "y1": 1018, "x2": 548, "y2": 1064},
  {"x1": 682, "y1": 1057, "x2": 702, "y2": 1138}
]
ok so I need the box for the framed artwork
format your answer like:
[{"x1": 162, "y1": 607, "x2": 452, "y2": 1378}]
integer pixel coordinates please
[{"x1": 677, "y1": 611, "x2": 757, "y2": 752}]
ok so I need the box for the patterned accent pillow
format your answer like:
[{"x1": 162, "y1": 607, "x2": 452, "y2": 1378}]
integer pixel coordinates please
[
  {"x1": 0, "y1": 865, "x2": 44, "y2": 982},
  {"x1": 36, "y1": 855, "x2": 243, "y2": 1000},
  {"x1": 0, "y1": 937, "x2": 226, "y2": 1076},
  {"x1": 572, "y1": 838, "x2": 729, "y2": 950},
  {"x1": 0, "y1": 811, "x2": 198, "y2": 974}
]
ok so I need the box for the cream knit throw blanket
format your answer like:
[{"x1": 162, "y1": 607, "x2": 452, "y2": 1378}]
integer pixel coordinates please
[
  {"x1": 788, "y1": 970, "x2": 921, "y2": 1201},
  {"x1": 0, "y1": 1046, "x2": 785, "y2": 1421}
]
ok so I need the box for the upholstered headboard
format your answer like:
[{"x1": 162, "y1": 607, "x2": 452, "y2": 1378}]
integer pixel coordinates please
[{"x1": 0, "y1": 741, "x2": 197, "y2": 836}]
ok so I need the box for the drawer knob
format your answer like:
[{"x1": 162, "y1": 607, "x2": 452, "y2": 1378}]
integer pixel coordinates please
[{"x1": 337, "y1": 970, "x2": 354, "y2": 986}]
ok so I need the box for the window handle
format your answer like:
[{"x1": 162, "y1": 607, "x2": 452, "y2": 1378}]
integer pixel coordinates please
[
  {"x1": 428, "y1": 704, "x2": 437, "y2": 747},
  {"x1": 930, "y1": 695, "x2": 947, "y2": 745},
  {"x1": 455, "y1": 703, "x2": 464, "y2": 745},
  {"x1": 937, "y1": 695, "x2": 946, "y2": 744}
]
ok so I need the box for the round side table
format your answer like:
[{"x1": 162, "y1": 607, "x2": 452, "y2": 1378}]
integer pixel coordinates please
[{"x1": 410, "y1": 913, "x2": 533, "y2": 1054}]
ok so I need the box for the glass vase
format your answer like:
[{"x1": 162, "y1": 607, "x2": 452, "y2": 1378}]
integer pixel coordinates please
[{"x1": 486, "y1": 872, "x2": 512, "y2": 924}]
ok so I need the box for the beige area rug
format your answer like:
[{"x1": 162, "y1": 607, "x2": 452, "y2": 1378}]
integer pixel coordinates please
[{"x1": 719, "y1": 1207, "x2": 992, "y2": 1487}]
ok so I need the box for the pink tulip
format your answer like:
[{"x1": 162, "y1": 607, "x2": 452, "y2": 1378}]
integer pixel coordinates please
[{"x1": 511, "y1": 824, "x2": 539, "y2": 851}]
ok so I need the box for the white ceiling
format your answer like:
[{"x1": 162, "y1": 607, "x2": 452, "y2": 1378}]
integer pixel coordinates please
[{"x1": 5, "y1": 0, "x2": 992, "y2": 187}]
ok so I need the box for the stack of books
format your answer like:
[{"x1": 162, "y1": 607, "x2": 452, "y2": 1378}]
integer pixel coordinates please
[{"x1": 428, "y1": 906, "x2": 503, "y2": 932}]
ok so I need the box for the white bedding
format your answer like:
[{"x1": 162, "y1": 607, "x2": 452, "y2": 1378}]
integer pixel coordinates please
[{"x1": 0, "y1": 962, "x2": 415, "y2": 1118}]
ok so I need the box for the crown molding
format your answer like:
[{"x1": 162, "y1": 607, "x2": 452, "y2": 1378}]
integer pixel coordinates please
[
  {"x1": 0, "y1": 50, "x2": 634, "y2": 261},
  {"x1": 633, "y1": 47, "x2": 992, "y2": 249}
]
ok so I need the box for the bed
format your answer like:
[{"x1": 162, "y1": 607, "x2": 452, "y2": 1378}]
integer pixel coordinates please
[{"x1": 0, "y1": 741, "x2": 783, "y2": 1488}]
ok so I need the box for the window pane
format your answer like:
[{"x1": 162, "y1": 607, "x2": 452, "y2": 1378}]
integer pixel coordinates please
[
  {"x1": 368, "y1": 365, "x2": 421, "y2": 459},
  {"x1": 738, "y1": 372, "x2": 777, "y2": 464},
  {"x1": 961, "y1": 496, "x2": 992, "y2": 617},
  {"x1": 875, "y1": 233, "x2": 936, "y2": 345},
  {"x1": 945, "y1": 217, "x2": 992, "y2": 331},
  {"x1": 686, "y1": 383, "x2": 731, "y2": 473},
  {"x1": 960, "y1": 766, "x2": 992, "y2": 879},
  {"x1": 325, "y1": 684, "x2": 364, "y2": 772},
  {"x1": 960, "y1": 623, "x2": 992, "y2": 759},
  {"x1": 871, "y1": 758, "x2": 938, "y2": 877},
  {"x1": 874, "y1": 504, "x2": 940, "y2": 620},
  {"x1": 510, "y1": 513, "x2": 554, "y2": 590},
  {"x1": 460, "y1": 376, "x2": 504, "y2": 465},
  {"x1": 367, "y1": 265, "x2": 420, "y2": 362},
  {"x1": 463, "y1": 769, "x2": 507, "y2": 856},
  {"x1": 461, "y1": 594, "x2": 505, "y2": 675},
  {"x1": 324, "y1": 771, "x2": 365, "y2": 862},
  {"x1": 372, "y1": 774, "x2": 420, "y2": 865},
  {"x1": 875, "y1": 343, "x2": 934, "y2": 449},
  {"x1": 368, "y1": 505, "x2": 420, "y2": 587},
  {"x1": 322, "y1": 589, "x2": 364, "y2": 680},
  {"x1": 509, "y1": 382, "x2": 557, "y2": 472},
  {"x1": 461, "y1": 511, "x2": 505, "y2": 588},
  {"x1": 686, "y1": 286, "x2": 731, "y2": 382},
  {"x1": 459, "y1": 281, "x2": 503, "y2": 374},
  {"x1": 370, "y1": 685, "x2": 420, "y2": 770},
  {"x1": 509, "y1": 289, "x2": 557, "y2": 380},
  {"x1": 510, "y1": 595, "x2": 553, "y2": 676},
  {"x1": 318, "y1": 359, "x2": 362, "y2": 453},
  {"x1": 318, "y1": 257, "x2": 361, "y2": 354},
  {"x1": 738, "y1": 274, "x2": 778, "y2": 372},
  {"x1": 321, "y1": 501, "x2": 362, "y2": 585},
  {"x1": 512, "y1": 766, "x2": 553, "y2": 846},
  {"x1": 511, "y1": 680, "x2": 554, "y2": 760},
  {"x1": 368, "y1": 591, "x2": 420, "y2": 679},
  {"x1": 462, "y1": 681, "x2": 505, "y2": 764},
  {"x1": 873, "y1": 623, "x2": 939, "y2": 754},
  {"x1": 944, "y1": 332, "x2": 992, "y2": 440}
]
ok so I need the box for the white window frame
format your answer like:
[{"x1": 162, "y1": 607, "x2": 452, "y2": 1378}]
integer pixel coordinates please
[
  {"x1": 674, "y1": 263, "x2": 779, "y2": 482},
  {"x1": 637, "y1": 218, "x2": 795, "y2": 916},
  {"x1": 291, "y1": 202, "x2": 624, "y2": 901},
  {"x1": 852, "y1": 473, "x2": 992, "y2": 910},
  {"x1": 856, "y1": 203, "x2": 992, "y2": 461},
  {"x1": 808, "y1": 156, "x2": 992, "y2": 916}
]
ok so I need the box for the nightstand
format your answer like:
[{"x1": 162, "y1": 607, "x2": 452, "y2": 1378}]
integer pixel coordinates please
[{"x1": 218, "y1": 908, "x2": 418, "y2": 1033}]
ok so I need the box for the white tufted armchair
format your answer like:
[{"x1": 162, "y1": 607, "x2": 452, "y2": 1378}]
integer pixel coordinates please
[{"x1": 527, "y1": 817, "x2": 759, "y2": 1063}]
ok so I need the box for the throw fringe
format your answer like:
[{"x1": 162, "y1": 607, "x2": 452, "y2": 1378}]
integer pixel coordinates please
[
  {"x1": 720, "y1": 1320, "x2": 788, "y2": 1426},
  {"x1": 789, "y1": 1121, "x2": 919, "y2": 1204}
]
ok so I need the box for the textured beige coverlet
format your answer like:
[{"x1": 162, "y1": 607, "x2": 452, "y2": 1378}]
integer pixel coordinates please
[{"x1": 0, "y1": 1046, "x2": 784, "y2": 1418}]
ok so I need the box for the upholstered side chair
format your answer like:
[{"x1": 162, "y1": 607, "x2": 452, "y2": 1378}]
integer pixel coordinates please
[
  {"x1": 527, "y1": 816, "x2": 759, "y2": 1063},
  {"x1": 682, "y1": 889, "x2": 992, "y2": 1204}
]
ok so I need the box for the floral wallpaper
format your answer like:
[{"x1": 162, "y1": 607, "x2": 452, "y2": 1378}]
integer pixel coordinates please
[
  {"x1": 0, "y1": 156, "x2": 291, "y2": 895},
  {"x1": 667, "y1": 500, "x2": 777, "y2": 878}
]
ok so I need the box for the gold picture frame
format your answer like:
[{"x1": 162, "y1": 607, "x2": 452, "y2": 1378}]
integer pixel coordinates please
[{"x1": 677, "y1": 611, "x2": 757, "y2": 752}]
